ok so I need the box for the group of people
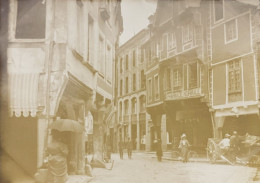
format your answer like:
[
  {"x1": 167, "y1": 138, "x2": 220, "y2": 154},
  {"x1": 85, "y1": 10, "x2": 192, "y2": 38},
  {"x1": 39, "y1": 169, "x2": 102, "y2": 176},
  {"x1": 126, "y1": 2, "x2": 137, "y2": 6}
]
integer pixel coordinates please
[
  {"x1": 155, "y1": 133, "x2": 191, "y2": 163},
  {"x1": 218, "y1": 131, "x2": 240, "y2": 162},
  {"x1": 118, "y1": 137, "x2": 133, "y2": 160}
]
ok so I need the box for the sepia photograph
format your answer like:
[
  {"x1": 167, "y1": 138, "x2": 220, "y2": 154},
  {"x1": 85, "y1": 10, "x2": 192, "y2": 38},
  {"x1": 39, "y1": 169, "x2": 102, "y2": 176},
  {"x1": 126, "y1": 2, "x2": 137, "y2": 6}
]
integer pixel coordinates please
[{"x1": 0, "y1": 0, "x2": 260, "y2": 182}]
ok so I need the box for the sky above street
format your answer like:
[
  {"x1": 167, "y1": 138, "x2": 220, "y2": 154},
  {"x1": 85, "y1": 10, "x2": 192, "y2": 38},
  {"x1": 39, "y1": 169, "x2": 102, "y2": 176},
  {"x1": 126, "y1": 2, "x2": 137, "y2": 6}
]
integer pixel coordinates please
[{"x1": 119, "y1": 0, "x2": 157, "y2": 45}]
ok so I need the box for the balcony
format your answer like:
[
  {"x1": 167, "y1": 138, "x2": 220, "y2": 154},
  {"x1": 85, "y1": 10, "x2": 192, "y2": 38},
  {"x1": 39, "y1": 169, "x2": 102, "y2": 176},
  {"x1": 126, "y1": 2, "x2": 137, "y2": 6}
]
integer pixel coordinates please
[{"x1": 165, "y1": 87, "x2": 203, "y2": 101}]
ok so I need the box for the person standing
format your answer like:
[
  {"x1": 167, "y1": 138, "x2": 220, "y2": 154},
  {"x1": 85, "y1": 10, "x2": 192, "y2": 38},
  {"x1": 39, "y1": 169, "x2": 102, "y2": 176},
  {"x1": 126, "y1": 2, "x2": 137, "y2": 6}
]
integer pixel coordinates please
[
  {"x1": 156, "y1": 139, "x2": 163, "y2": 162},
  {"x1": 218, "y1": 133, "x2": 231, "y2": 155},
  {"x1": 127, "y1": 137, "x2": 133, "y2": 159},
  {"x1": 178, "y1": 134, "x2": 191, "y2": 163},
  {"x1": 47, "y1": 130, "x2": 69, "y2": 183},
  {"x1": 118, "y1": 139, "x2": 124, "y2": 159}
]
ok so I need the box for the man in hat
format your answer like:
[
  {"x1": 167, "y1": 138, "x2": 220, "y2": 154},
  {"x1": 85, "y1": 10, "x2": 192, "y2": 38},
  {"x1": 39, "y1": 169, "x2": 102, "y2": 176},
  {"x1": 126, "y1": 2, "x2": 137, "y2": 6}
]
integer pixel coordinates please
[
  {"x1": 219, "y1": 133, "x2": 231, "y2": 155},
  {"x1": 178, "y1": 134, "x2": 191, "y2": 163}
]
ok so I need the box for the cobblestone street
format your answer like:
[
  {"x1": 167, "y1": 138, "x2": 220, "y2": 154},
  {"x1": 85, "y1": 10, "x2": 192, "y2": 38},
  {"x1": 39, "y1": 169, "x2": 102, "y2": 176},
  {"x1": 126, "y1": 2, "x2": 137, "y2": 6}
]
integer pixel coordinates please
[{"x1": 90, "y1": 152, "x2": 259, "y2": 183}]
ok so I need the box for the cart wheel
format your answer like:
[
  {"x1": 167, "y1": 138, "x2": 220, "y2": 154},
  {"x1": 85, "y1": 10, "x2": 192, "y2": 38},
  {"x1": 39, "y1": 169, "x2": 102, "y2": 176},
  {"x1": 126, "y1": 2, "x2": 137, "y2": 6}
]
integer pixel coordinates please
[
  {"x1": 207, "y1": 143, "x2": 217, "y2": 164},
  {"x1": 171, "y1": 151, "x2": 182, "y2": 161}
]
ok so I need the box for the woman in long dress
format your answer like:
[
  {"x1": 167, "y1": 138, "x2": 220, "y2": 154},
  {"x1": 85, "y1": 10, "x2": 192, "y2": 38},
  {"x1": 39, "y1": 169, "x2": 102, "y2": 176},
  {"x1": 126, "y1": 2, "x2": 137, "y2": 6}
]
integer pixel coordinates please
[{"x1": 178, "y1": 134, "x2": 191, "y2": 163}]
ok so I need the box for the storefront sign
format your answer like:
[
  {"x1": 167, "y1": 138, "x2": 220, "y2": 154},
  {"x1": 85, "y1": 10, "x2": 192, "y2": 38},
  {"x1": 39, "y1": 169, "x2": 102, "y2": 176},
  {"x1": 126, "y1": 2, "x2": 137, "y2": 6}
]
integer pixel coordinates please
[{"x1": 165, "y1": 88, "x2": 202, "y2": 101}]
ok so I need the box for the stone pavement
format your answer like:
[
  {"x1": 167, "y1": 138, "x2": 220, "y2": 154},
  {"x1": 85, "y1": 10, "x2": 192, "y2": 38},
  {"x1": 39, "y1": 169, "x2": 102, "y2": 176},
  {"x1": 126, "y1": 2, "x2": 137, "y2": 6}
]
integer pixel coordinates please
[{"x1": 89, "y1": 152, "x2": 259, "y2": 183}]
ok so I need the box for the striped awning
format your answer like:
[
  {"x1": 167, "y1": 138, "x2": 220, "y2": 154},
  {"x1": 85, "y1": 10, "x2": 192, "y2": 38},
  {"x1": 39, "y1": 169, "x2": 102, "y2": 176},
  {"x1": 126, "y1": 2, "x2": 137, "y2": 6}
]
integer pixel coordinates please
[{"x1": 9, "y1": 72, "x2": 39, "y2": 117}]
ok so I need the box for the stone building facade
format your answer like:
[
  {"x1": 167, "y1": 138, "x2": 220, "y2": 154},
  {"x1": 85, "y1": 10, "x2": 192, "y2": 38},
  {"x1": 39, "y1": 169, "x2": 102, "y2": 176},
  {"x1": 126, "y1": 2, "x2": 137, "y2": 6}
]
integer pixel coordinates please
[
  {"x1": 116, "y1": 29, "x2": 151, "y2": 151},
  {"x1": 3, "y1": 0, "x2": 122, "y2": 176}
]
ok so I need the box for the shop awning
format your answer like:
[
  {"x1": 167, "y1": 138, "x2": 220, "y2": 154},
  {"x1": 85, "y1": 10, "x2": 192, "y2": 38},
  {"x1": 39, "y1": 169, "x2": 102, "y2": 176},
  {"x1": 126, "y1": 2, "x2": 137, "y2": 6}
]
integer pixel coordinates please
[{"x1": 9, "y1": 72, "x2": 39, "y2": 117}]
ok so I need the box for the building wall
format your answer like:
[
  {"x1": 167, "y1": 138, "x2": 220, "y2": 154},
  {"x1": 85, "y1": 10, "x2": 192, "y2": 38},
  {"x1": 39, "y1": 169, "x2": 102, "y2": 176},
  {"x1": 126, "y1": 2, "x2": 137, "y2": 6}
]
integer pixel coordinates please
[{"x1": 2, "y1": 117, "x2": 38, "y2": 176}]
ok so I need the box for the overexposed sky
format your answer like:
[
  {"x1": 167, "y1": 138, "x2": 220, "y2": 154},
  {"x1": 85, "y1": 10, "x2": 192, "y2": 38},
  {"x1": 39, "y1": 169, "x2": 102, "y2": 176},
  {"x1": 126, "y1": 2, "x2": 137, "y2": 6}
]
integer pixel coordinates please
[{"x1": 119, "y1": 0, "x2": 157, "y2": 45}]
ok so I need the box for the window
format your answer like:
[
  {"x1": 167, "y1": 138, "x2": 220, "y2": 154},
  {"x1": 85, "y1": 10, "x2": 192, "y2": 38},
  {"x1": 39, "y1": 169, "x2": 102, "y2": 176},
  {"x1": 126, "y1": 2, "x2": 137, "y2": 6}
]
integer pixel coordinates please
[
  {"x1": 140, "y1": 70, "x2": 146, "y2": 89},
  {"x1": 15, "y1": 0, "x2": 46, "y2": 39},
  {"x1": 133, "y1": 74, "x2": 136, "y2": 91},
  {"x1": 120, "y1": 58, "x2": 123, "y2": 73},
  {"x1": 225, "y1": 19, "x2": 238, "y2": 44},
  {"x1": 124, "y1": 100, "x2": 129, "y2": 115},
  {"x1": 125, "y1": 77, "x2": 128, "y2": 94},
  {"x1": 139, "y1": 95, "x2": 145, "y2": 112},
  {"x1": 228, "y1": 59, "x2": 242, "y2": 102},
  {"x1": 178, "y1": 0, "x2": 186, "y2": 14},
  {"x1": 88, "y1": 15, "x2": 94, "y2": 64},
  {"x1": 168, "y1": 32, "x2": 176, "y2": 50},
  {"x1": 119, "y1": 102, "x2": 122, "y2": 119},
  {"x1": 106, "y1": 45, "x2": 112, "y2": 82},
  {"x1": 120, "y1": 79, "x2": 123, "y2": 96},
  {"x1": 148, "y1": 79, "x2": 152, "y2": 102},
  {"x1": 141, "y1": 49, "x2": 144, "y2": 63},
  {"x1": 99, "y1": 36, "x2": 105, "y2": 74},
  {"x1": 132, "y1": 50, "x2": 136, "y2": 67},
  {"x1": 125, "y1": 54, "x2": 128, "y2": 70},
  {"x1": 131, "y1": 98, "x2": 137, "y2": 114},
  {"x1": 173, "y1": 68, "x2": 182, "y2": 90},
  {"x1": 183, "y1": 24, "x2": 193, "y2": 44},
  {"x1": 77, "y1": 2, "x2": 84, "y2": 55},
  {"x1": 165, "y1": 68, "x2": 171, "y2": 91},
  {"x1": 154, "y1": 75, "x2": 159, "y2": 100},
  {"x1": 214, "y1": 0, "x2": 224, "y2": 22},
  {"x1": 188, "y1": 63, "x2": 198, "y2": 89}
]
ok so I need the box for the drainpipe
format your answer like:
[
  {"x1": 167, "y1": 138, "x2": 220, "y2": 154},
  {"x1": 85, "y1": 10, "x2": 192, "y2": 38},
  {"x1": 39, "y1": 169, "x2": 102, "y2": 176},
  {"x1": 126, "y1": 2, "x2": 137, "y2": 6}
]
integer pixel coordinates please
[{"x1": 42, "y1": 0, "x2": 55, "y2": 164}]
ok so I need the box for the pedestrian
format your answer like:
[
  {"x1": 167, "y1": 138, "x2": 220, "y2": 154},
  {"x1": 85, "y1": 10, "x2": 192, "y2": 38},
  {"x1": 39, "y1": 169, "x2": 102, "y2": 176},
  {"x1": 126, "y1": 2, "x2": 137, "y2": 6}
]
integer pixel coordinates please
[
  {"x1": 47, "y1": 130, "x2": 69, "y2": 183},
  {"x1": 178, "y1": 133, "x2": 191, "y2": 163},
  {"x1": 156, "y1": 139, "x2": 163, "y2": 162},
  {"x1": 118, "y1": 139, "x2": 124, "y2": 159},
  {"x1": 127, "y1": 137, "x2": 133, "y2": 159},
  {"x1": 218, "y1": 133, "x2": 231, "y2": 155}
]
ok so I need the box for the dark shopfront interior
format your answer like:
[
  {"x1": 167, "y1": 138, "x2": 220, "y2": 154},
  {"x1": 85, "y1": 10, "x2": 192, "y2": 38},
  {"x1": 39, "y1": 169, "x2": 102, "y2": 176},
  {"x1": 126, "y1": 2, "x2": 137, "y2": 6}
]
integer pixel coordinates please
[{"x1": 223, "y1": 114, "x2": 260, "y2": 137}]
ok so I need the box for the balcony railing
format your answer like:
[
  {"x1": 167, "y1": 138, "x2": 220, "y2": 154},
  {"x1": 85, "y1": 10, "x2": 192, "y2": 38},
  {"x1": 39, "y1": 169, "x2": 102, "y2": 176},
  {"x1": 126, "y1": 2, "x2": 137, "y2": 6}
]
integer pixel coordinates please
[{"x1": 165, "y1": 87, "x2": 203, "y2": 101}]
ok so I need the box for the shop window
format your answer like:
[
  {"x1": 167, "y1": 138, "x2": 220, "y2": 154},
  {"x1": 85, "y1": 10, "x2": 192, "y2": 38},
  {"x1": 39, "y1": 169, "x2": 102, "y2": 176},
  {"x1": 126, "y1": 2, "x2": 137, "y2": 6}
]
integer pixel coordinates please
[
  {"x1": 213, "y1": 0, "x2": 224, "y2": 22},
  {"x1": 225, "y1": 19, "x2": 238, "y2": 44},
  {"x1": 15, "y1": 0, "x2": 46, "y2": 39},
  {"x1": 228, "y1": 59, "x2": 242, "y2": 102}
]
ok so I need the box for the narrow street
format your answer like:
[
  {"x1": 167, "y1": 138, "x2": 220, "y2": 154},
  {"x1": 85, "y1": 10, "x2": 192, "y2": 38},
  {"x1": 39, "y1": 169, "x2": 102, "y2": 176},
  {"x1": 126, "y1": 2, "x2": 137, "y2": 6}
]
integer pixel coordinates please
[{"x1": 90, "y1": 152, "x2": 259, "y2": 183}]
